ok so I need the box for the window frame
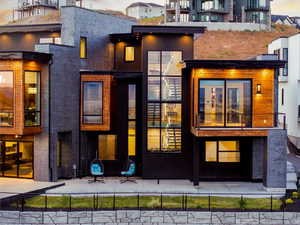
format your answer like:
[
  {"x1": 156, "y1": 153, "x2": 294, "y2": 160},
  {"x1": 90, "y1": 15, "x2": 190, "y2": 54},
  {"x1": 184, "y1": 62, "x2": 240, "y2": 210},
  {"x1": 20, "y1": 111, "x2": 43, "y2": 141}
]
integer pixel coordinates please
[
  {"x1": 146, "y1": 50, "x2": 183, "y2": 153},
  {"x1": 82, "y1": 81, "x2": 104, "y2": 125},
  {"x1": 23, "y1": 70, "x2": 41, "y2": 127},
  {"x1": 205, "y1": 140, "x2": 240, "y2": 163},
  {"x1": 198, "y1": 78, "x2": 253, "y2": 128},
  {"x1": 0, "y1": 70, "x2": 14, "y2": 128},
  {"x1": 124, "y1": 46, "x2": 135, "y2": 63},
  {"x1": 80, "y1": 37, "x2": 87, "y2": 59}
]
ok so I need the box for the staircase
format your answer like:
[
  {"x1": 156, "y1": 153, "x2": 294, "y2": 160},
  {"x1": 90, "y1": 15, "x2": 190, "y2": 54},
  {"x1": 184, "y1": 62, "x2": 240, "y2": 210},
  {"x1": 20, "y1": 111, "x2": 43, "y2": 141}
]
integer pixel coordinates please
[
  {"x1": 166, "y1": 128, "x2": 181, "y2": 151},
  {"x1": 166, "y1": 78, "x2": 181, "y2": 100},
  {"x1": 148, "y1": 103, "x2": 160, "y2": 126}
]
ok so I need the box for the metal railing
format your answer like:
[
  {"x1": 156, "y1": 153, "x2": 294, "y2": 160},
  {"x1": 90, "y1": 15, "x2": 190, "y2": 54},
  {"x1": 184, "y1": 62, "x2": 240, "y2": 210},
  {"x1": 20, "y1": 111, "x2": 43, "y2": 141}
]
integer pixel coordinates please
[
  {"x1": 0, "y1": 192, "x2": 293, "y2": 212},
  {"x1": 193, "y1": 113, "x2": 286, "y2": 130}
]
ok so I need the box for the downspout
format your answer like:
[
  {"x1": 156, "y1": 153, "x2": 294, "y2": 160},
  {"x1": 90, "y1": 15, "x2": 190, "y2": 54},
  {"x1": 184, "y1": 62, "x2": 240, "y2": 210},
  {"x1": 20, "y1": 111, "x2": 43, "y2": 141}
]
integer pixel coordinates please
[{"x1": 48, "y1": 56, "x2": 53, "y2": 182}]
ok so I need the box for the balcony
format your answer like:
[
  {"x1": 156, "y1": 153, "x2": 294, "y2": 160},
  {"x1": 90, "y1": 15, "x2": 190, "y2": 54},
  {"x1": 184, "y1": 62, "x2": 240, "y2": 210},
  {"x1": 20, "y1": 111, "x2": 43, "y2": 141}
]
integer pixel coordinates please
[{"x1": 17, "y1": 0, "x2": 59, "y2": 10}]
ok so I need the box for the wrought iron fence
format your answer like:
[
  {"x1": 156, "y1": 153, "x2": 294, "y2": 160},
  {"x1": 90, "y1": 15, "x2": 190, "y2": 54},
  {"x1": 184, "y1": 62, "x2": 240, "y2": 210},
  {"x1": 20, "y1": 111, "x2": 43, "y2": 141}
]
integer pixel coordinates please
[{"x1": 0, "y1": 192, "x2": 294, "y2": 212}]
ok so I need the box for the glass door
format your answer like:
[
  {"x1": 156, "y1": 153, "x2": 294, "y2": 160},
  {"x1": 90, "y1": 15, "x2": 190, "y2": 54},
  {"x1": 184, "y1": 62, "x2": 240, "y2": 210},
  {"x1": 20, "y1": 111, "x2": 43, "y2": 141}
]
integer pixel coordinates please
[{"x1": 0, "y1": 141, "x2": 33, "y2": 178}]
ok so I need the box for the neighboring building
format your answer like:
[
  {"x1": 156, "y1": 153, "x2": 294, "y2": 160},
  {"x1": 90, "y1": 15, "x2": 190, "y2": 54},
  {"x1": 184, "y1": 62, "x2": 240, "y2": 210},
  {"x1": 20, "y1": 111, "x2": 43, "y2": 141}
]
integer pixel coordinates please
[
  {"x1": 13, "y1": 0, "x2": 59, "y2": 20},
  {"x1": 272, "y1": 15, "x2": 300, "y2": 29},
  {"x1": 126, "y1": 2, "x2": 164, "y2": 19},
  {"x1": 268, "y1": 33, "x2": 300, "y2": 151},
  {"x1": 166, "y1": 0, "x2": 272, "y2": 27},
  {"x1": 0, "y1": 6, "x2": 287, "y2": 191}
]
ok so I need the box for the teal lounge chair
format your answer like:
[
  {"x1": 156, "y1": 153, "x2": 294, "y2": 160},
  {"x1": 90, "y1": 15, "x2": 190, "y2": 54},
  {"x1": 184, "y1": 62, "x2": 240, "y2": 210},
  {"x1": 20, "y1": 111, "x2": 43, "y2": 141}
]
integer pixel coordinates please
[
  {"x1": 88, "y1": 159, "x2": 104, "y2": 183},
  {"x1": 120, "y1": 160, "x2": 136, "y2": 183}
]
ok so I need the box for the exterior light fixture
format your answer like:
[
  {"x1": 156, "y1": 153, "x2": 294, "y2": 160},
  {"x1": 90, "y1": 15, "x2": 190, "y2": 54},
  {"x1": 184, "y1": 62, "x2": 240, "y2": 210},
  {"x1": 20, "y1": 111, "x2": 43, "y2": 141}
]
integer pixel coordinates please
[{"x1": 256, "y1": 84, "x2": 262, "y2": 94}]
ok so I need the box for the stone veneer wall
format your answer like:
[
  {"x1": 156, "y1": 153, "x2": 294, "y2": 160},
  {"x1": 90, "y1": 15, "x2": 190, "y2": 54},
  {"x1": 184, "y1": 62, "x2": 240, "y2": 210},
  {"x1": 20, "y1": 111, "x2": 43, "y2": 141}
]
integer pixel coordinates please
[{"x1": 1, "y1": 210, "x2": 300, "y2": 224}]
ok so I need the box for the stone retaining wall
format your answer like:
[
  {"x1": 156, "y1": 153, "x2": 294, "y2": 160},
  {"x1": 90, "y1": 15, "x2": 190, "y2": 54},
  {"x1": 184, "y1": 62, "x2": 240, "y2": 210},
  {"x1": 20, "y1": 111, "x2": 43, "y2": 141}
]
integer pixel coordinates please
[{"x1": 1, "y1": 210, "x2": 300, "y2": 224}]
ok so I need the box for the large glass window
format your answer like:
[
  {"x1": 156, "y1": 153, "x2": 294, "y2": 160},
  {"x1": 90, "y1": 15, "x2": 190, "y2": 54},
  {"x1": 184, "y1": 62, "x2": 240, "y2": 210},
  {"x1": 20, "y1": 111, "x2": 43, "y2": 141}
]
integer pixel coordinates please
[
  {"x1": 283, "y1": 48, "x2": 288, "y2": 76},
  {"x1": 24, "y1": 71, "x2": 41, "y2": 127},
  {"x1": 199, "y1": 79, "x2": 251, "y2": 127},
  {"x1": 205, "y1": 140, "x2": 240, "y2": 163},
  {"x1": 147, "y1": 51, "x2": 182, "y2": 152},
  {"x1": 0, "y1": 71, "x2": 14, "y2": 127},
  {"x1": 83, "y1": 82, "x2": 103, "y2": 124},
  {"x1": 128, "y1": 84, "x2": 136, "y2": 156}
]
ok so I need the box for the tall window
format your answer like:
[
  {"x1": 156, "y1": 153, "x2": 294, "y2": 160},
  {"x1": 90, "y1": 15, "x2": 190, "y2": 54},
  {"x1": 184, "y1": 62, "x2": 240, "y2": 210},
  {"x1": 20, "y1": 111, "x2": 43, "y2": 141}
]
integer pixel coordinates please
[
  {"x1": 147, "y1": 51, "x2": 182, "y2": 152},
  {"x1": 125, "y1": 46, "x2": 135, "y2": 62},
  {"x1": 283, "y1": 48, "x2": 288, "y2": 76},
  {"x1": 281, "y1": 88, "x2": 284, "y2": 106},
  {"x1": 83, "y1": 82, "x2": 103, "y2": 124},
  {"x1": 199, "y1": 79, "x2": 251, "y2": 127},
  {"x1": 128, "y1": 84, "x2": 136, "y2": 156},
  {"x1": 24, "y1": 71, "x2": 41, "y2": 127},
  {"x1": 80, "y1": 37, "x2": 87, "y2": 59},
  {"x1": 0, "y1": 71, "x2": 14, "y2": 127}
]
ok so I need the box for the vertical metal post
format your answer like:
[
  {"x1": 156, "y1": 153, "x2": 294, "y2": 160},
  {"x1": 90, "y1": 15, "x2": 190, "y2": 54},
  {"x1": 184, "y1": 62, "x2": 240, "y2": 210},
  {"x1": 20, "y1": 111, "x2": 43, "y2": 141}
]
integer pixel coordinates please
[
  {"x1": 93, "y1": 194, "x2": 96, "y2": 210},
  {"x1": 284, "y1": 114, "x2": 286, "y2": 130},
  {"x1": 69, "y1": 195, "x2": 72, "y2": 212},
  {"x1": 137, "y1": 193, "x2": 140, "y2": 210},
  {"x1": 182, "y1": 194, "x2": 184, "y2": 209},
  {"x1": 185, "y1": 194, "x2": 187, "y2": 210},
  {"x1": 21, "y1": 195, "x2": 24, "y2": 212},
  {"x1": 271, "y1": 195, "x2": 273, "y2": 212},
  {"x1": 208, "y1": 195, "x2": 211, "y2": 211},
  {"x1": 160, "y1": 193, "x2": 163, "y2": 209},
  {"x1": 45, "y1": 195, "x2": 47, "y2": 211},
  {"x1": 113, "y1": 194, "x2": 116, "y2": 210},
  {"x1": 240, "y1": 195, "x2": 243, "y2": 211}
]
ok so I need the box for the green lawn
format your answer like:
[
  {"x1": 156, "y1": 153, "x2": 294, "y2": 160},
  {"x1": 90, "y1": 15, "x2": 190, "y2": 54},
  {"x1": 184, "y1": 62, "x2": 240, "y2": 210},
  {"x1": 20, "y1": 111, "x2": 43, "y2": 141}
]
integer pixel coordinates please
[{"x1": 11, "y1": 195, "x2": 282, "y2": 210}]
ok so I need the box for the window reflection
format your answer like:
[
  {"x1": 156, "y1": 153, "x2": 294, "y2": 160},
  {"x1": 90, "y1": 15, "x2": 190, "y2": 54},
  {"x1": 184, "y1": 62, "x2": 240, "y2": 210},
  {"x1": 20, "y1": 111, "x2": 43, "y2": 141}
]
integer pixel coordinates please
[
  {"x1": 148, "y1": 51, "x2": 160, "y2": 75},
  {"x1": 148, "y1": 77, "x2": 160, "y2": 100},
  {"x1": 162, "y1": 51, "x2": 182, "y2": 76},
  {"x1": 24, "y1": 71, "x2": 41, "y2": 127},
  {"x1": 161, "y1": 104, "x2": 181, "y2": 128},
  {"x1": 83, "y1": 82, "x2": 103, "y2": 124},
  {"x1": 205, "y1": 140, "x2": 240, "y2": 163},
  {"x1": 199, "y1": 79, "x2": 251, "y2": 127},
  {"x1": 0, "y1": 71, "x2": 13, "y2": 127}
]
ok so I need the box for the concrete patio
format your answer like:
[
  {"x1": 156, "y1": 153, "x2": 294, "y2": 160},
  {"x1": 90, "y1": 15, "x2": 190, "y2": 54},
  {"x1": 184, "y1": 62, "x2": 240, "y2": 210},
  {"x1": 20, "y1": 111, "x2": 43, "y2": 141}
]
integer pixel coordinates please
[
  {"x1": 45, "y1": 177, "x2": 286, "y2": 196},
  {"x1": 0, "y1": 178, "x2": 64, "y2": 200}
]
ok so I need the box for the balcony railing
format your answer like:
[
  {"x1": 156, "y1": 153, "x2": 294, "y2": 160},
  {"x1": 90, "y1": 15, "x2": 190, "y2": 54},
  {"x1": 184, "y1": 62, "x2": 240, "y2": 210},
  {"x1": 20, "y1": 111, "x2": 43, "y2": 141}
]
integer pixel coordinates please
[
  {"x1": 166, "y1": 4, "x2": 191, "y2": 11},
  {"x1": 193, "y1": 113, "x2": 286, "y2": 130},
  {"x1": 18, "y1": 0, "x2": 59, "y2": 9}
]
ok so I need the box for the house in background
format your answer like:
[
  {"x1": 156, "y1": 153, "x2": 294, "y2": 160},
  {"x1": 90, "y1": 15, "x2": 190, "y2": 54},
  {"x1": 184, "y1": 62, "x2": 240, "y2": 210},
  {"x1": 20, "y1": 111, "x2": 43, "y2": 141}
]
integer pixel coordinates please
[
  {"x1": 165, "y1": 0, "x2": 272, "y2": 27},
  {"x1": 268, "y1": 33, "x2": 300, "y2": 152},
  {"x1": 0, "y1": 6, "x2": 288, "y2": 192},
  {"x1": 126, "y1": 2, "x2": 164, "y2": 19},
  {"x1": 271, "y1": 15, "x2": 300, "y2": 29}
]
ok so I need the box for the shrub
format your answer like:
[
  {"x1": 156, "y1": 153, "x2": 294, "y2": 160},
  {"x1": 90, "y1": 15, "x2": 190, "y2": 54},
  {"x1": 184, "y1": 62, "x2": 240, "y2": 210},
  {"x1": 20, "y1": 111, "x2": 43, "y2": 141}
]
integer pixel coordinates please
[{"x1": 285, "y1": 198, "x2": 294, "y2": 204}]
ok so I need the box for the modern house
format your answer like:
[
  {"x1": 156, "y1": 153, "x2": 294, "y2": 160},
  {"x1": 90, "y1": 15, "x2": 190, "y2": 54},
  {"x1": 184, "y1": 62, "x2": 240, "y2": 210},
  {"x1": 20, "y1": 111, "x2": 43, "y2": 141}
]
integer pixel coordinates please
[
  {"x1": 126, "y1": 2, "x2": 164, "y2": 19},
  {"x1": 268, "y1": 33, "x2": 300, "y2": 152},
  {"x1": 271, "y1": 15, "x2": 300, "y2": 29},
  {"x1": 0, "y1": 6, "x2": 287, "y2": 191},
  {"x1": 165, "y1": 0, "x2": 272, "y2": 27}
]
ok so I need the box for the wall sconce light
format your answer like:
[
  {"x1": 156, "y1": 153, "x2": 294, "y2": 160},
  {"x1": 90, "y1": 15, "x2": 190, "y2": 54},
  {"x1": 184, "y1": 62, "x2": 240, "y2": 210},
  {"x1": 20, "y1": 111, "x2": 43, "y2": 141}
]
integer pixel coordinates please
[{"x1": 256, "y1": 84, "x2": 262, "y2": 94}]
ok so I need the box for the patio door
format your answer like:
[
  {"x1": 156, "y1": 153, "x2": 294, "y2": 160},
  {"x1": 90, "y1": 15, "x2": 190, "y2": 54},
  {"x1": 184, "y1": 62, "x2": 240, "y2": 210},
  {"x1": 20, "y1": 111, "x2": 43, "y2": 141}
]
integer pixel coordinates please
[
  {"x1": 0, "y1": 141, "x2": 33, "y2": 178},
  {"x1": 199, "y1": 140, "x2": 251, "y2": 180}
]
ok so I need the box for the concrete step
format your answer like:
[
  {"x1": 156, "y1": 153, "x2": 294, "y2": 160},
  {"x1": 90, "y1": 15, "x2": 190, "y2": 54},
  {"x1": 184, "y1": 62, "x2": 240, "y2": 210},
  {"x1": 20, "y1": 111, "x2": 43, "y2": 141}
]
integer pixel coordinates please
[
  {"x1": 287, "y1": 173, "x2": 298, "y2": 182},
  {"x1": 287, "y1": 182, "x2": 298, "y2": 190}
]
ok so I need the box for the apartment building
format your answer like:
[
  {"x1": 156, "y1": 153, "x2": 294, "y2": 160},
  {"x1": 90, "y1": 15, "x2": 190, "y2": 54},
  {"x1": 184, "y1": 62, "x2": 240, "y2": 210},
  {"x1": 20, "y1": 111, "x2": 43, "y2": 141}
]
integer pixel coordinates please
[
  {"x1": 268, "y1": 33, "x2": 300, "y2": 151},
  {"x1": 126, "y1": 2, "x2": 164, "y2": 19},
  {"x1": 166, "y1": 0, "x2": 272, "y2": 27},
  {"x1": 0, "y1": 6, "x2": 287, "y2": 191}
]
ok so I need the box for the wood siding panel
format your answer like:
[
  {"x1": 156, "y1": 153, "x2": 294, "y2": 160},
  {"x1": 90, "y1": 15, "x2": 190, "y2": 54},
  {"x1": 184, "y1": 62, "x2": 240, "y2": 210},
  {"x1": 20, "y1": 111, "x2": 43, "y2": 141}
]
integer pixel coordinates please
[
  {"x1": 80, "y1": 75, "x2": 112, "y2": 131},
  {"x1": 191, "y1": 68, "x2": 275, "y2": 135}
]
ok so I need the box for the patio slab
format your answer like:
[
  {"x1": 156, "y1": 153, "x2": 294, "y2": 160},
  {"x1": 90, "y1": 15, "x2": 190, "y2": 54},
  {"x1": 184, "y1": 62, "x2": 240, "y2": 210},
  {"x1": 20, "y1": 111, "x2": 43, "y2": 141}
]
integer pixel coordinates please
[
  {"x1": 46, "y1": 177, "x2": 286, "y2": 197},
  {"x1": 0, "y1": 177, "x2": 65, "y2": 200}
]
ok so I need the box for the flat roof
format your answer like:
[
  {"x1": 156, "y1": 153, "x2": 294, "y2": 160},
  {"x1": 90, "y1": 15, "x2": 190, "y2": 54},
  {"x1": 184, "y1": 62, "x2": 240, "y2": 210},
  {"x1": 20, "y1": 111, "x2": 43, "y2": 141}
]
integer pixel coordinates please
[
  {"x1": 0, "y1": 23, "x2": 61, "y2": 34},
  {"x1": 0, "y1": 51, "x2": 52, "y2": 63},
  {"x1": 131, "y1": 25, "x2": 206, "y2": 34},
  {"x1": 184, "y1": 60, "x2": 286, "y2": 69}
]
